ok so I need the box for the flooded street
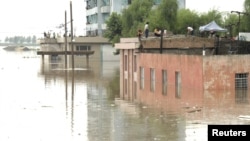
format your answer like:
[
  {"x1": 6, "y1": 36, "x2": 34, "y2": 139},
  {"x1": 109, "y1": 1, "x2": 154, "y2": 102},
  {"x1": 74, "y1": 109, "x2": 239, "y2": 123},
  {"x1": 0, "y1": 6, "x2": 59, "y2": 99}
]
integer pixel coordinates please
[{"x1": 0, "y1": 47, "x2": 250, "y2": 141}]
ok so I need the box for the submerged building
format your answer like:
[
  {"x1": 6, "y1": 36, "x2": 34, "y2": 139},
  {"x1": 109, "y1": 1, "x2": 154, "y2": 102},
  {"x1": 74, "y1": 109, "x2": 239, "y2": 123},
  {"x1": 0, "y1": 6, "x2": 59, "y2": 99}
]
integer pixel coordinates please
[
  {"x1": 85, "y1": 0, "x2": 186, "y2": 36},
  {"x1": 115, "y1": 35, "x2": 250, "y2": 110},
  {"x1": 38, "y1": 36, "x2": 119, "y2": 81}
]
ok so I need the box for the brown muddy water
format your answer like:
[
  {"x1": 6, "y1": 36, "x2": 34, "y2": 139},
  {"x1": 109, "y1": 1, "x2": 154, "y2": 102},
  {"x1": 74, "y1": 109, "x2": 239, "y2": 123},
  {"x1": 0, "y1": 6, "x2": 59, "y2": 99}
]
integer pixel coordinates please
[{"x1": 0, "y1": 47, "x2": 250, "y2": 141}]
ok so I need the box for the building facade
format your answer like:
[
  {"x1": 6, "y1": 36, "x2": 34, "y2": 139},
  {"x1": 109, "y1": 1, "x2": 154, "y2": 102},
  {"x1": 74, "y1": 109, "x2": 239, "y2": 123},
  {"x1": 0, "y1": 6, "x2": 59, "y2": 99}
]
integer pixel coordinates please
[
  {"x1": 39, "y1": 36, "x2": 119, "y2": 76},
  {"x1": 85, "y1": 0, "x2": 186, "y2": 36},
  {"x1": 115, "y1": 37, "x2": 250, "y2": 110}
]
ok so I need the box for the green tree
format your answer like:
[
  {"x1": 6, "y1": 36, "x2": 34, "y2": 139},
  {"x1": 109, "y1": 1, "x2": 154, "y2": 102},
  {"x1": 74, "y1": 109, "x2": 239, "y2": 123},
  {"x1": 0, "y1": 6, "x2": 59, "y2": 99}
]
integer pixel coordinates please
[
  {"x1": 106, "y1": 68, "x2": 120, "y2": 100},
  {"x1": 19, "y1": 36, "x2": 25, "y2": 44},
  {"x1": 32, "y1": 35, "x2": 37, "y2": 44},
  {"x1": 105, "y1": 1, "x2": 235, "y2": 42},
  {"x1": 103, "y1": 12, "x2": 122, "y2": 46},
  {"x1": 223, "y1": 13, "x2": 239, "y2": 37},
  {"x1": 148, "y1": 0, "x2": 178, "y2": 33},
  {"x1": 13, "y1": 36, "x2": 18, "y2": 44},
  {"x1": 9, "y1": 37, "x2": 13, "y2": 43},
  {"x1": 176, "y1": 9, "x2": 200, "y2": 34},
  {"x1": 26, "y1": 36, "x2": 31, "y2": 43},
  {"x1": 199, "y1": 9, "x2": 223, "y2": 25},
  {"x1": 121, "y1": 0, "x2": 153, "y2": 37},
  {"x1": 158, "y1": 0, "x2": 178, "y2": 31},
  {"x1": 241, "y1": 0, "x2": 250, "y2": 32},
  {"x1": 5, "y1": 37, "x2": 9, "y2": 43}
]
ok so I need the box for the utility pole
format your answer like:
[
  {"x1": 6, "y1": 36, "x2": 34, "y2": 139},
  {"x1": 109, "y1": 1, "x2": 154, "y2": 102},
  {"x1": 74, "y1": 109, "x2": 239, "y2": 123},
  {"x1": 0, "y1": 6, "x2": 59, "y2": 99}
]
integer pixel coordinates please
[
  {"x1": 65, "y1": 10, "x2": 68, "y2": 68},
  {"x1": 231, "y1": 11, "x2": 248, "y2": 51},
  {"x1": 160, "y1": 29, "x2": 163, "y2": 54},
  {"x1": 231, "y1": 11, "x2": 246, "y2": 36},
  {"x1": 70, "y1": 1, "x2": 74, "y2": 69}
]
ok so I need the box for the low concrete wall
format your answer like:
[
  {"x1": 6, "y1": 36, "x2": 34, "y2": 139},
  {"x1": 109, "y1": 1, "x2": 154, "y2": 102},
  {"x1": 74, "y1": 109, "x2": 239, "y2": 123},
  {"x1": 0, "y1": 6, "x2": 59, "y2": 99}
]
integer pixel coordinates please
[{"x1": 141, "y1": 37, "x2": 215, "y2": 49}]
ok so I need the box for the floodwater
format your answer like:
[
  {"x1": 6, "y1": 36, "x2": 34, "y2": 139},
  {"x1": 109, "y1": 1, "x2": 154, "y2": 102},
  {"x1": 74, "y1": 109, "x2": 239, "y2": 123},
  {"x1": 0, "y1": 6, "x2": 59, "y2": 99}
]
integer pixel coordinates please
[{"x1": 0, "y1": 47, "x2": 250, "y2": 141}]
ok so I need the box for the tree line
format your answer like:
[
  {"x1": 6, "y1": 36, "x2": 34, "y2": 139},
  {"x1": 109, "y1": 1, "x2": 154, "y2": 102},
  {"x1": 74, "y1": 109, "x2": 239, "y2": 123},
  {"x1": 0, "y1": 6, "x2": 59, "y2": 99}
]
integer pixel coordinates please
[
  {"x1": 104, "y1": 0, "x2": 250, "y2": 46},
  {"x1": 4, "y1": 35, "x2": 37, "y2": 44}
]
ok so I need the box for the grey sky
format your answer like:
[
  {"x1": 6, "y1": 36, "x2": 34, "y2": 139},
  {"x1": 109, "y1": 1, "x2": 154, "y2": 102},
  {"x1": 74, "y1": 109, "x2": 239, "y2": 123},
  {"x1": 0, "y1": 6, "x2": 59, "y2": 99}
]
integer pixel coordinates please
[
  {"x1": 0, "y1": 0, "x2": 85, "y2": 39},
  {"x1": 0, "y1": 0, "x2": 245, "y2": 40}
]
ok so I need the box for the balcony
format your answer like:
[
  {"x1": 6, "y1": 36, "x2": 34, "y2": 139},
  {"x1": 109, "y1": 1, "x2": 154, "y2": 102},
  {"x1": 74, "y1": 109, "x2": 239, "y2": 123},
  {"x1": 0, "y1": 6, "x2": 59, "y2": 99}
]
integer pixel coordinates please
[
  {"x1": 101, "y1": 5, "x2": 110, "y2": 13},
  {"x1": 86, "y1": 23, "x2": 98, "y2": 31},
  {"x1": 86, "y1": 7, "x2": 98, "y2": 16}
]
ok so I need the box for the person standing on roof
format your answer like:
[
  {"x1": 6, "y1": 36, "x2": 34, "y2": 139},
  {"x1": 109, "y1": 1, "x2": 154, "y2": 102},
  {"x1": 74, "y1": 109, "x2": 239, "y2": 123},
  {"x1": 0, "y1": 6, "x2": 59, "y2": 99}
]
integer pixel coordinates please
[
  {"x1": 144, "y1": 22, "x2": 149, "y2": 38},
  {"x1": 187, "y1": 26, "x2": 194, "y2": 36}
]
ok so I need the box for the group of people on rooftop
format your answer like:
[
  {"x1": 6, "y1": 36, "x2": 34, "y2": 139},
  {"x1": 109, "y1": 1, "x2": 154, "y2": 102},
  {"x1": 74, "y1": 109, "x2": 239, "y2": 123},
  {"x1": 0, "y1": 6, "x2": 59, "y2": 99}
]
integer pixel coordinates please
[
  {"x1": 139, "y1": 21, "x2": 202, "y2": 39},
  {"x1": 138, "y1": 21, "x2": 220, "y2": 39},
  {"x1": 137, "y1": 22, "x2": 163, "y2": 39}
]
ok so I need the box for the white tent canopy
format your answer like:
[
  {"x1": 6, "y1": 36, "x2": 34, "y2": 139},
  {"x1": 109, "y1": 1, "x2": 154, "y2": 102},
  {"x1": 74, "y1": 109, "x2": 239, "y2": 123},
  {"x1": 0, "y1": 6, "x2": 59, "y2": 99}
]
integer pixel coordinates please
[{"x1": 199, "y1": 21, "x2": 227, "y2": 32}]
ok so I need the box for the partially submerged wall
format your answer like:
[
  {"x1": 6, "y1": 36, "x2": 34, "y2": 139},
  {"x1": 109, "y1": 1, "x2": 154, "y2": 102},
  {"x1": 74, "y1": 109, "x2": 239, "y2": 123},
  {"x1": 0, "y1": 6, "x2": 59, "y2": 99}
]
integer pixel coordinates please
[{"x1": 203, "y1": 55, "x2": 250, "y2": 90}]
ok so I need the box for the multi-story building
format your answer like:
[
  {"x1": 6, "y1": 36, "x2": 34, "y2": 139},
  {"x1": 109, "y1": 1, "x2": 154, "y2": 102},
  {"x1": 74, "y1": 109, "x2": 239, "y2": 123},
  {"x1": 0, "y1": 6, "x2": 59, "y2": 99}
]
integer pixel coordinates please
[{"x1": 85, "y1": 0, "x2": 186, "y2": 36}]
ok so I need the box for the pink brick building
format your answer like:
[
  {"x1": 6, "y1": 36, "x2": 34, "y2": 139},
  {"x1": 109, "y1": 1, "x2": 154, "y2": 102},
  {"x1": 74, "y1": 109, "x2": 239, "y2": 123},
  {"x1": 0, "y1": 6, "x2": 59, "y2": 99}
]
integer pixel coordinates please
[{"x1": 115, "y1": 37, "x2": 250, "y2": 110}]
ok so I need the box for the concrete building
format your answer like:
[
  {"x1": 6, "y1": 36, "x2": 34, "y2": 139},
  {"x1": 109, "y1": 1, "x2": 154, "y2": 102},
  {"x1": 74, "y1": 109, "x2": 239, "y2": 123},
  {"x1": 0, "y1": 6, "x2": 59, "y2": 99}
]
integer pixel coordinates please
[
  {"x1": 39, "y1": 36, "x2": 119, "y2": 80},
  {"x1": 85, "y1": 0, "x2": 186, "y2": 36},
  {"x1": 115, "y1": 36, "x2": 250, "y2": 110},
  {"x1": 177, "y1": 0, "x2": 185, "y2": 9}
]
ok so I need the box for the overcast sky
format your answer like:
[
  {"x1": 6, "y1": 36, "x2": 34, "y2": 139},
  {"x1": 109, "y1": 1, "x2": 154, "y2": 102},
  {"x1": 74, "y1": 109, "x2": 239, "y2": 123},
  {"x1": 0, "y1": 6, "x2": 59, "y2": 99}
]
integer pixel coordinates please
[
  {"x1": 186, "y1": 0, "x2": 245, "y2": 13},
  {"x1": 0, "y1": 0, "x2": 245, "y2": 40},
  {"x1": 0, "y1": 0, "x2": 85, "y2": 39}
]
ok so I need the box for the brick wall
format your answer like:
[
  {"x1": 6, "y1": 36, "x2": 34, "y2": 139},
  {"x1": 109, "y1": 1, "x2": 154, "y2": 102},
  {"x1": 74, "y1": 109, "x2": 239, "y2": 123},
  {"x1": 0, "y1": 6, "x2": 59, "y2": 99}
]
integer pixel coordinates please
[{"x1": 137, "y1": 53, "x2": 204, "y2": 109}]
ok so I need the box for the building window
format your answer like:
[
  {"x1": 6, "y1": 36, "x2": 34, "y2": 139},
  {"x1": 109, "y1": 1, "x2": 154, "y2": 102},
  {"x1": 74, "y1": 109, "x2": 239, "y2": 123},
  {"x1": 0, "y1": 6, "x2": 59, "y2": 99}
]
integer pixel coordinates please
[
  {"x1": 102, "y1": 0, "x2": 110, "y2": 6},
  {"x1": 76, "y1": 45, "x2": 91, "y2": 51},
  {"x1": 140, "y1": 67, "x2": 144, "y2": 90},
  {"x1": 235, "y1": 73, "x2": 249, "y2": 104},
  {"x1": 128, "y1": 0, "x2": 132, "y2": 4},
  {"x1": 76, "y1": 45, "x2": 91, "y2": 56},
  {"x1": 154, "y1": 0, "x2": 161, "y2": 5},
  {"x1": 235, "y1": 73, "x2": 248, "y2": 88},
  {"x1": 124, "y1": 55, "x2": 128, "y2": 71},
  {"x1": 162, "y1": 70, "x2": 167, "y2": 95},
  {"x1": 103, "y1": 13, "x2": 109, "y2": 21},
  {"x1": 134, "y1": 55, "x2": 137, "y2": 72},
  {"x1": 134, "y1": 81, "x2": 137, "y2": 99},
  {"x1": 125, "y1": 79, "x2": 128, "y2": 95},
  {"x1": 175, "y1": 71, "x2": 181, "y2": 98},
  {"x1": 150, "y1": 68, "x2": 155, "y2": 92}
]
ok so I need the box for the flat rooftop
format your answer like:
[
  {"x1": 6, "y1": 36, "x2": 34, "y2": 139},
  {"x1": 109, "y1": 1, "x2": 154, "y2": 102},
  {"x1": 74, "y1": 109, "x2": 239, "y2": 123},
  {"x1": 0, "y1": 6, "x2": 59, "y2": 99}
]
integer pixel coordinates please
[{"x1": 115, "y1": 36, "x2": 215, "y2": 50}]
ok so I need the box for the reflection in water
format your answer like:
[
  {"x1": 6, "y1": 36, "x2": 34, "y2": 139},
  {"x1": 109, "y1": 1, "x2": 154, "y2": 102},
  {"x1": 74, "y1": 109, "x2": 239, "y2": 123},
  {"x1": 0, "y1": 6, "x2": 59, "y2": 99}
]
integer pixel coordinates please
[
  {"x1": 235, "y1": 89, "x2": 249, "y2": 104},
  {"x1": 63, "y1": 67, "x2": 89, "y2": 139},
  {"x1": 0, "y1": 48, "x2": 250, "y2": 141},
  {"x1": 71, "y1": 69, "x2": 75, "y2": 136},
  {"x1": 235, "y1": 73, "x2": 249, "y2": 104},
  {"x1": 65, "y1": 69, "x2": 68, "y2": 121},
  {"x1": 106, "y1": 68, "x2": 120, "y2": 101}
]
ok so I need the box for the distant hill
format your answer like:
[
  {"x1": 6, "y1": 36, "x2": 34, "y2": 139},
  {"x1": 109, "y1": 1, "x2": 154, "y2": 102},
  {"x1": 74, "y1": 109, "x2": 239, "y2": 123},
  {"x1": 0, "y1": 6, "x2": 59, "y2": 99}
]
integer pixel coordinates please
[{"x1": 0, "y1": 43, "x2": 39, "y2": 47}]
